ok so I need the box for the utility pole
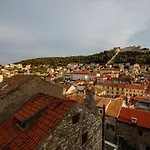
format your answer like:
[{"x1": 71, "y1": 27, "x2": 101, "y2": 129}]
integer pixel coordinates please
[{"x1": 102, "y1": 105, "x2": 105, "y2": 150}]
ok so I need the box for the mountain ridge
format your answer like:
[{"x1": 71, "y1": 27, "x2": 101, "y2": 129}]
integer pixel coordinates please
[{"x1": 16, "y1": 46, "x2": 150, "y2": 66}]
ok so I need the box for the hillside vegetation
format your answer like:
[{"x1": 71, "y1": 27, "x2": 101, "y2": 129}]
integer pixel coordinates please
[
  {"x1": 16, "y1": 46, "x2": 150, "y2": 66},
  {"x1": 17, "y1": 50, "x2": 115, "y2": 66}
]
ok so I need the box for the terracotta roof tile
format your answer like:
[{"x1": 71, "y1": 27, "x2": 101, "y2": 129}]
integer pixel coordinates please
[
  {"x1": 125, "y1": 84, "x2": 145, "y2": 90},
  {"x1": 99, "y1": 82, "x2": 145, "y2": 90},
  {"x1": 96, "y1": 98, "x2": 111, "y2": 108},
  {"x1": 106, "y1": 100, "x2": 123, "y2": 118},
  {"x1": 14, "y1": 99, "x2": 47, "y2": 123},
  {"x1": 0, "y1": 93, "x2": 73, "y2": 149},
  {"x1": 100, "y1": 68, "x2": 120, "y2": 71},
  {"x1": 71, "y1": 70, "x2": 91, "y2": 74},
  {"x1": 119, "y1": 107, "x2": 150, "y2": 129},
  {"x1": 132, "y1": 96, "x2": 150, "y2": 102},
  {"x1": 66, "y1": 93, "x2": 84, "y2": 104}
]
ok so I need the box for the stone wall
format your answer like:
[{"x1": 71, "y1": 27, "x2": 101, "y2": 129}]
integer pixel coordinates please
[
  {"x1": 38, "y1": 104, "x2": 102, "y2": 150},
  {"x1": 0, "y1": 76, "x2": 63, "y2": 123},
  {"x1": 117, "y1": 121, "x2": 150, "y2": 150},
  {"x1": 105, "y1": 116, "x2": 117, "y2": 144}
]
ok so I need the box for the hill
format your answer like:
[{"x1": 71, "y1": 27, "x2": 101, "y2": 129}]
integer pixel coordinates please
[{"x1": 16, "y1": 46, "x2": 150, "y2": 66}]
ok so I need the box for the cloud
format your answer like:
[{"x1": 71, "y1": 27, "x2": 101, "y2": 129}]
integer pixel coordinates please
[
  {"x1": 0, "y1": 0, "x2": 150, "y2": 64},
  {"x1": 0, "y1": 23, "x2": 34, "y2": 44}
]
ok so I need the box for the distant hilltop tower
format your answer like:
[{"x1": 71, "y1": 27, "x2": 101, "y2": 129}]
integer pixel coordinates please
[
  {"x1": 114, "y1": 47, "x2": 121, "y2": 50},
  {"x1": 137, "y1": 45, "x2": 142, "y2": 49}
]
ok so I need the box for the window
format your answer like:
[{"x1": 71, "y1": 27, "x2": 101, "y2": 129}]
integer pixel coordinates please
[
  {"x1": 82, "y1": 132, "x2": 88, "y2": 145},
  {"x1": 99, "y1": 109, "x2": 103, "y2": 114},
  {"x1": 106, "y1": 123, "x2": 109, "y2": 129},
  {"x1": 72, "y1": 113, "x2": 80, "y2": 124},
  {"x1": 118, "y1": 136, "x2": 125, "y2": 146},
  {"x1": 106, "y1": 124, "x2": 115, "y2": 131},
  {"x1": 146, "y1": 146, "x2": 150, "y2": 150},
  {"x1": 131, "y1": 117, "x2": 137, "y2": 124},
  {"x1": 138, "y1": 129, "x2": 143, "y2": 136},
  {"x1": 110, "y1": 124, "x2": 115, "y2": 131}
]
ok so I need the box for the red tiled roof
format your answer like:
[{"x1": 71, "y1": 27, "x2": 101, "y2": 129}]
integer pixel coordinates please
[
  {"x1": 66, "y1": 93, "x2": 84, "y2": 104},
  {"x1": 0, "y1": 93, "x2": 73, "y2": 149},
  {"x1": 100, "y1": 68, "x2": 120, "y2": 71},
  {"x1": 71, "y1": 70, "x2": 91, "y2": 74},
  {"x1": 132, "y1": 96, "x2": 150, "y2": 102},
  {"x1": 106, "y1": 100, "x2": 123, "y2": 118},
  {"x1": 99, "y1": 82, "x2": 125, "y2": 88},
  {"x1": 74, "y1": 80, "x2": 84, "y2": 85},
  {"x1": 125, "y1": 84, "x2": 145, "y2": 90},
  {"x1": 14, "y1": 98, "x2": 47, "y2": 123},
  {"x1": 99, "y1": 82, "x2": 145, "y2": 90},
  {"x1": 118, "y1": 107, "x2": 150, "y2": 129},
  {"x1": 96, "y1": 98, "x2": 111, "y2": 108},
  {"x1": 144, "y1": 90, "x2": 150, "y2": 95}
]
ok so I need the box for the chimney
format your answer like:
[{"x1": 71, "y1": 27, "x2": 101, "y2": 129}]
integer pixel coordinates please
[{"x1": 84, "y1": 86, "x2": 96, "y2": 113}]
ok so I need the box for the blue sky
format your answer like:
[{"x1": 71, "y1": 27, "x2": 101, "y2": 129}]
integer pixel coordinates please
[{"x1": 0, "y1": 0, "x2": 150, "y2": 64}]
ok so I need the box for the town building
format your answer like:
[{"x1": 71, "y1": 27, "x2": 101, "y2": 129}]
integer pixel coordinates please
[
  {"x1": 0, "y1": 75, "x2": 64, "y2": 123},
  {"x1": 97, "y1": 82, "x2": 146, "y2": 97},
  {"x1": 55, "y1": 83, "x2": 77, "y2": 95},
  {"x1": 118, "y1": 107, "x2": 150, "y2": 150},
  {"x1": 0, "y1": 93, "x2": 102, "y2": 150},
  {"x1": 70, "y1": 70, "x2": 97, "y2": 81},
  {"x1": 130, "y1": 96, "x2": 150, "y2": 110},
  {"x1": 97, "y1": 98, "x2": 123, "y2": 144}
]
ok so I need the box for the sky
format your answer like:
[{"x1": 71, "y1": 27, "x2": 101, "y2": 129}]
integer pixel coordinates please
[{"x1": 0, "y1": 0, "x2": 150, "y2": 64}]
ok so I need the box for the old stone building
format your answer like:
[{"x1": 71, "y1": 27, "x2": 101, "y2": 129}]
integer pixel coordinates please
[
  {"x1": 97, "y1": 82, "x2": 145, "y2": 97},
  {"x1": 118, "y1": 107, "x2": 150, "y2": 150},
  {"x1": 97, "y1": 98, "x2": 123, "y2": 144},
  {"x1": 0, "y1": 75, "x2": 64, "y2": 123},
  {"x1": 0, "y1": 93, "x2": 102, "y2": 150}
]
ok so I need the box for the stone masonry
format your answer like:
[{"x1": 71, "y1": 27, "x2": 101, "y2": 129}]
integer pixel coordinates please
[
  {"x1": 117, "y1": 121, "x2": 150, "y2": 150},
  {"x1": 0, "y1": 76, "x2": 63, "y2": 123},
  {"x1": 38, "y1": 104, "x2": 102, "y2": 150}
]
